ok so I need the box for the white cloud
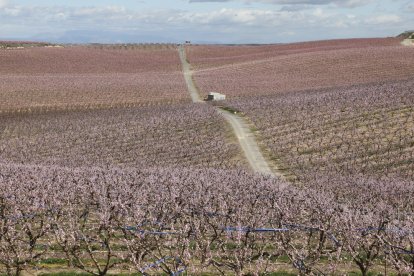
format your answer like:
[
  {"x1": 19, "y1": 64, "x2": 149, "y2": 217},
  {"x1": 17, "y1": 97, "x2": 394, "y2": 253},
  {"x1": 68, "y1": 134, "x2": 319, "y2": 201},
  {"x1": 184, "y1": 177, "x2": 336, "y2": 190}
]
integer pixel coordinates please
[
  {"x1": 338, "y1": 0, "x2": 372, "y2": 8},
  {"x1": 0, "y1": 0, "x2": 8, "y2": 8},
  {"x1": 0, "y1": 1, "x2": 408, "y2": 43},
  {"x1": 406, "y1": 3, "x2": 414, "y2": 12},
  {"x1": 175, "y1": 8, "x2": 292, "y2": 26},
  {"x1": 189, "y1": 0, "x2": 375, "y2": 8},
  {"x1": 72, "y1": 6, "x2": 127, "y2": 17},
  {"x1": 365, "y1": 14, "x2": 401, "y2": 25},
  {"x1": 312, "y1": 8, "x2": 330, "y2": 19},
  {"x1": 3, "y1": 6, "x2": 21, "y2": 16}
]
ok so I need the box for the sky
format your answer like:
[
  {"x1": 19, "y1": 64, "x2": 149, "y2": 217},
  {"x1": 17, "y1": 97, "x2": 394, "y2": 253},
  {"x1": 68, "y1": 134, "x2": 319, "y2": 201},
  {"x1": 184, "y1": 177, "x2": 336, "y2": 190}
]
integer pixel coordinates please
[{"x1": 0, "y1": 0, "x2": 413, "y2": 43}]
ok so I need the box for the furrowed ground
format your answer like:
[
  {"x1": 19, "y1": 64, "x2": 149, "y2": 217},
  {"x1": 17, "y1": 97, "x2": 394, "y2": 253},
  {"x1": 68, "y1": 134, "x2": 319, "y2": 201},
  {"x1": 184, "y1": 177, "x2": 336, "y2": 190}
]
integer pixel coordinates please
[
  {"x1": 188, "y1": 38, "x2": 414, "y2": 99},
  {"x1": 0, "y1": 44, "x2": 189, "y2": 113}
]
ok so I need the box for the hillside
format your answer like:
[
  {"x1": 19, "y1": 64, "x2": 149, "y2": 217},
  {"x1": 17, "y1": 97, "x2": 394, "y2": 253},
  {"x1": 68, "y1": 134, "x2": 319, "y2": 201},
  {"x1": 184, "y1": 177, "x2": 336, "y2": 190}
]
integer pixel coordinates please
[
  {"x1": 0, "y1": 44, "x2": 189, "y2": 114},
  {"x1": 226, "y1": 79, "x2": 414, "y2": 179},
  {"x1": 0, "y1": 37, "x2": 413, "y2": 275},
  {"x1": 397, "y1": 30, "x2": 414, "y2": 39},
  {"x1": 0, "y1": 41, "x2": 55, "y2": 49},
  {"x1": 188, "y1": 38, "x2": 414, "y2": 99},
  {"x1": 0, "y1": 104, "x2": 247, "y2": 170}
]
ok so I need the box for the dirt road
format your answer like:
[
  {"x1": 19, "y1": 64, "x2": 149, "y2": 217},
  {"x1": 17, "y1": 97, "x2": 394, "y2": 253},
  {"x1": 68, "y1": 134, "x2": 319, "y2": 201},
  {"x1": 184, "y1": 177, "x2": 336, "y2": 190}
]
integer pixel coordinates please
[
  {"x1": 178, "y1": 45, "x2": 276, "y2": 176},
  {"x1": 178, "y1": 46, "x2": 202, "y2": 103},
  {"x1": 217, "y1": 109, "x2": 275, "y2": 175}
]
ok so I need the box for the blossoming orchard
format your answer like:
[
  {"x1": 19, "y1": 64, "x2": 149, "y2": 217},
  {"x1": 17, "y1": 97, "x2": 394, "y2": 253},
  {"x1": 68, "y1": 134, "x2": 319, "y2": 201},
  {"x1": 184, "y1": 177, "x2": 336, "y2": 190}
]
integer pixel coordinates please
[{"x1": 0, "y1": 37, "x2": 414, "y2": 275}]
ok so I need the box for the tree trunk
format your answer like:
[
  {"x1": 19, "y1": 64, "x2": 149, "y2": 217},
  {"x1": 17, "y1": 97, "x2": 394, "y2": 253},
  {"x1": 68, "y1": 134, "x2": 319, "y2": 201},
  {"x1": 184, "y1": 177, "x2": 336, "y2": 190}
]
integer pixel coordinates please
[{"x1": 358, "y1": 264, "x2": 369, "y2": 276}]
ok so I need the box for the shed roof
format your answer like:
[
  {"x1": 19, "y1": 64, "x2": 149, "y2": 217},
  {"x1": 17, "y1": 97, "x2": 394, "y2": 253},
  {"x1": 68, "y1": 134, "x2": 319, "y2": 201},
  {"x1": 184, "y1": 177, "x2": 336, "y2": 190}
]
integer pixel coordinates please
[{"x1": 208, "y1": 92, "x2": 225, "y2": 96}]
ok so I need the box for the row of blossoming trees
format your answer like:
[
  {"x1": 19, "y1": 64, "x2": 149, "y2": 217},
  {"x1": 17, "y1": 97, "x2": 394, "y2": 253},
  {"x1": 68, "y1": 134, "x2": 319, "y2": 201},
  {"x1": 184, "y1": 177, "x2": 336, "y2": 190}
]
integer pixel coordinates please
[
  {"x1": 0, "y1": 104, "x2": 245, "y2": 170},
  {"x1": 0, "y1": 162, "x2": 413, "y2": 275},
  {"x1": 1, "y1": 39, "x2": 414, "y2": 275},
  {"x1": 0, "y1": 44, "x2": 189, "y2": 114},
  {"x1": 188, "y1": 39, "x2": 414, "y2": 100},
  {"x1": 225, "y1": 79, "x2": 414, "y2": 180}
]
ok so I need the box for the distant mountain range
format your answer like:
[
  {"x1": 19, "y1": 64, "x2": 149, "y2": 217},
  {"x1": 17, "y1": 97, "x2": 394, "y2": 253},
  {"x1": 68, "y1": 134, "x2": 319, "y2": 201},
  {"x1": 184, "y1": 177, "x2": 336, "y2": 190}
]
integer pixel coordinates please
[
  {"x1": 1, "y1": 30, "x2": 410, "y2": 45},
  {"x1": 29, "y1": 30, "x2": 177, "y2": 44}
]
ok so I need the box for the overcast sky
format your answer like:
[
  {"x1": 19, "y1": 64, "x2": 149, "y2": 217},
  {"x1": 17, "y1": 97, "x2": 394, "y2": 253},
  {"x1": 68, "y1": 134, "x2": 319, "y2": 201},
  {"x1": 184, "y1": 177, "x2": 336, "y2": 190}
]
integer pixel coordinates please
[{"x1": 0, "y1": 0, "x2": 412, "y2": 43}]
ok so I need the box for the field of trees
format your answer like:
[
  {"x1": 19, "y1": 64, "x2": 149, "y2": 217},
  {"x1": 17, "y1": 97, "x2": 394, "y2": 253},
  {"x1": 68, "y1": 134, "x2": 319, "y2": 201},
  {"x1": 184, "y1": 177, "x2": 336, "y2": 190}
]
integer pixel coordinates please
[
  {"x1": 0, "y1": 103, "x2": 245, "y2": 170},
  {"x1": 188, "y1": 38, "x2": 414, "y2": 99},
  {"x1": 0, "y1": 38, "x2": 413, "y2": 275},
  {"x1": 0, "y1": 44, "x2": 188, "y2": 114},
  {"x1": 2, "y1": 163, "x2": 414, "y2": 275},
  {"x1": 225, "y1": 79, "x2": 414, "y2": 180}
]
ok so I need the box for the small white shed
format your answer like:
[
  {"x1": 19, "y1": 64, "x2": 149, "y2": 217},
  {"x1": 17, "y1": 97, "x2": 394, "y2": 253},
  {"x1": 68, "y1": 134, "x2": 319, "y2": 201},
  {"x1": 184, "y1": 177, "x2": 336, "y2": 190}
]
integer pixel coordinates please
[{"x1": 207, "y1": 92, "x2": 226, "y2": 101}]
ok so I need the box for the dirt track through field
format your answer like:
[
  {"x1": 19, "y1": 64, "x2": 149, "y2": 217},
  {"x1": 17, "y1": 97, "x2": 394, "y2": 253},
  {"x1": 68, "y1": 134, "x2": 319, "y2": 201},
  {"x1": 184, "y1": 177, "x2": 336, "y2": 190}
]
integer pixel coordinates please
[
  {"x1": 179, "y1": 46, "x2": 203, "y2": 103},
  {"x1": 179, "y1": 45, "x2": 277, "y2": 177}
]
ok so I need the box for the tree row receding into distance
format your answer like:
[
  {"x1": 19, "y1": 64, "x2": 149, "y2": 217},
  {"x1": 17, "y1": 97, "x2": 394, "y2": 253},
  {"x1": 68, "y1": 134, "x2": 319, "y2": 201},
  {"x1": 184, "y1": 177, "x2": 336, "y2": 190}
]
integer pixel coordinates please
[
  {"x1": 0, "y1": 103, "x2": 246, "y2": 170},
  {"x1": 188, "y1": 39, "x2": 414, "y2": 99},
  {"x1": 225, "y1": 79, "x2": 414, "y2": 180},
  {"x1": 0, "y1": 44, "x2": 189, "y2": 113},
  {"x1": 1, "y1": 38, "x2": 414, "y2": 275}
]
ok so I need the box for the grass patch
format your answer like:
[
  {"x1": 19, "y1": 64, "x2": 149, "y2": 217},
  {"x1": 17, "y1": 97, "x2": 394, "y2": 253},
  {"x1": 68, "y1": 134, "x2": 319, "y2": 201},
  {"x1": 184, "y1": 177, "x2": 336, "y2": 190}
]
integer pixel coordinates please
[
  {"x1": 39, "y1": 273, "x2": 91, "y2": 276},
  {"x1": 346, "y1": 272, "x2": 379, "y2": 276},
  {"x1": 39, "y1": 273, "x2": 140, "y2": 276},
  {"x1": 39, "y1": 258, "x2": 68, "y2": 265}
]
